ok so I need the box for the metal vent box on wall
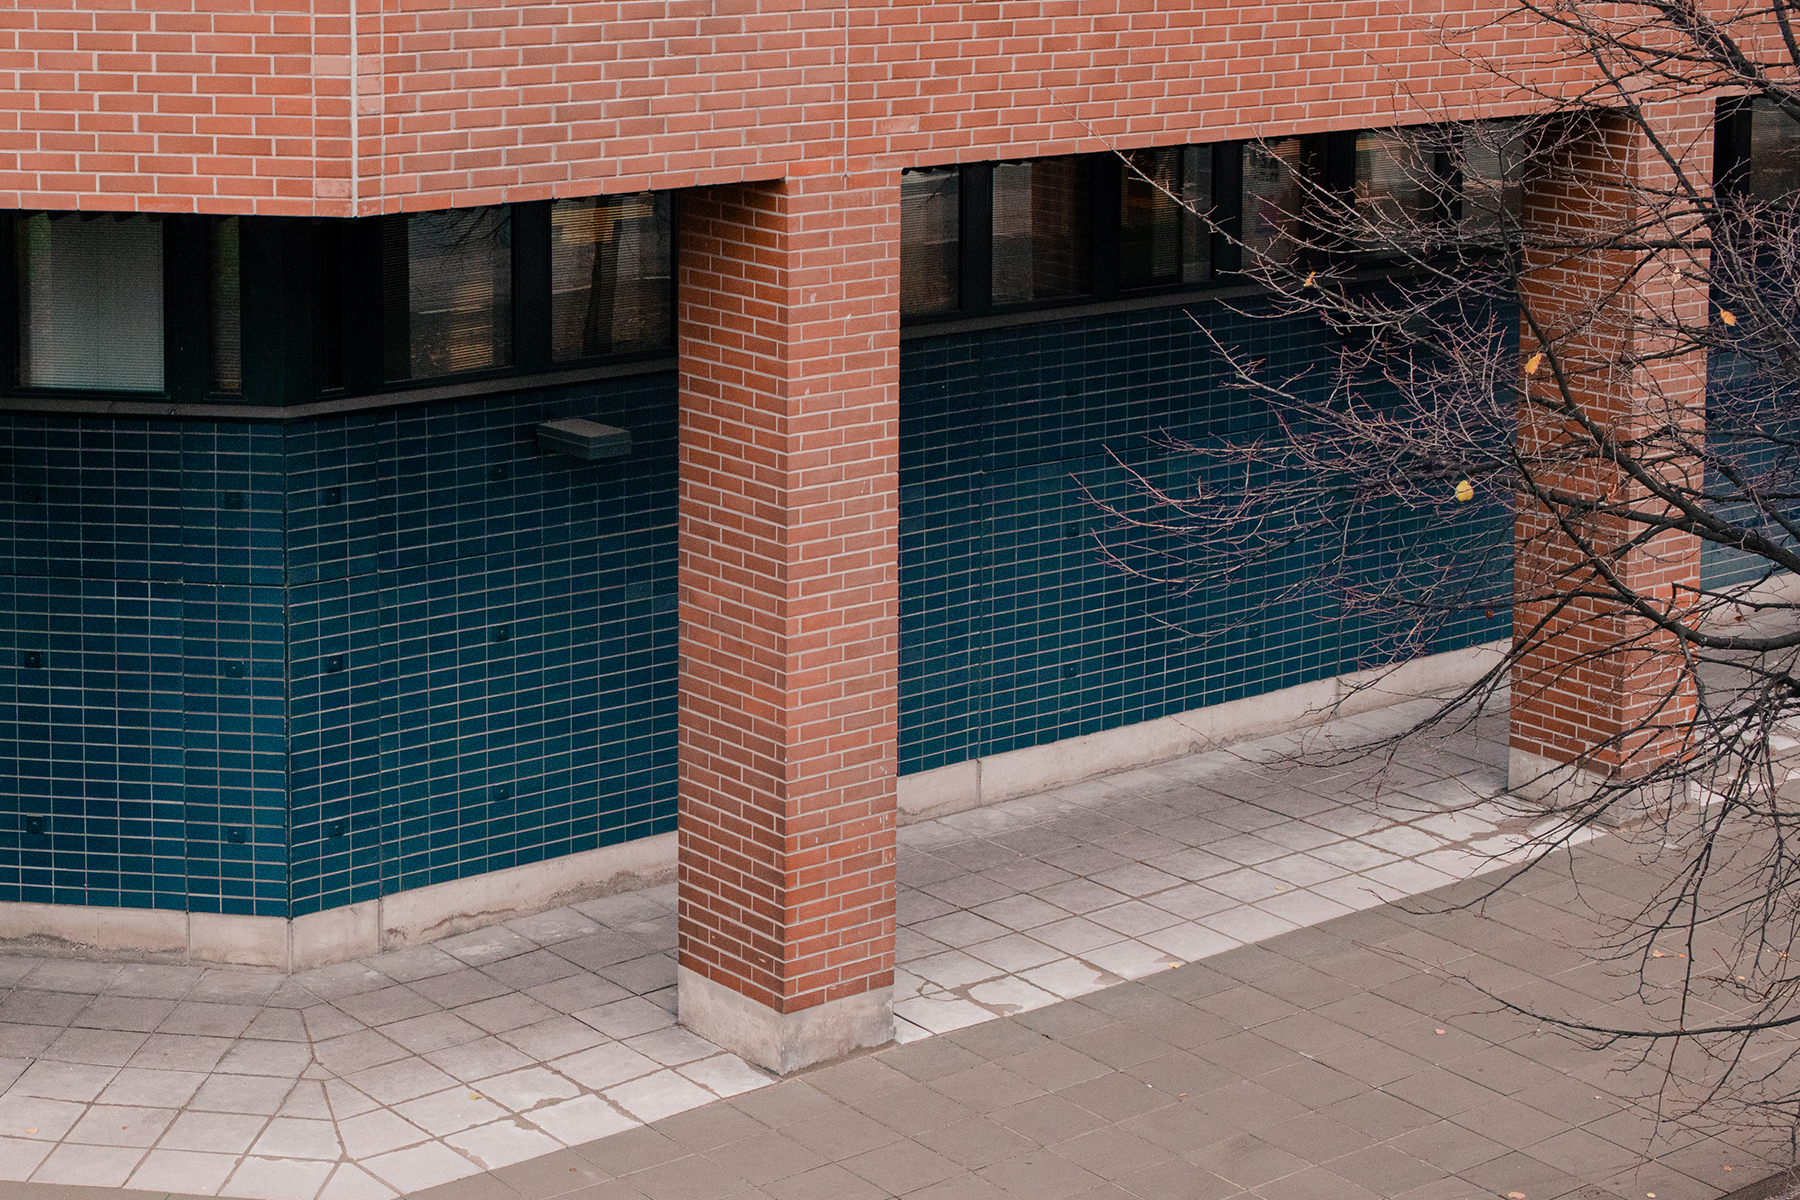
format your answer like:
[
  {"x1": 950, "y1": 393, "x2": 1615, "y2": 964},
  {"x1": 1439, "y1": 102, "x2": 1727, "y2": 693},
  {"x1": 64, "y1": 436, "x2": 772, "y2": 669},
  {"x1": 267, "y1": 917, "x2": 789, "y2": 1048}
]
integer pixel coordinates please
[{"x1": 536, "y1": 418, "x2": 633, "y2": 460}]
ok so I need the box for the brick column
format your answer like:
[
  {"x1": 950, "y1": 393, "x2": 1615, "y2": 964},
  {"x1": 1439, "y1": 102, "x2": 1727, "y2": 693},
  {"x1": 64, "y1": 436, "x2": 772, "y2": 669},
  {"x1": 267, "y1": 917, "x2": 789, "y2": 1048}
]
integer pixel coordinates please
[
  {"x1": 1509, "y1": 101, "x2": 1714, "y2": 806},
  {"x1": 674, "y1": 171, "x2": 900, "y2": 1073}
]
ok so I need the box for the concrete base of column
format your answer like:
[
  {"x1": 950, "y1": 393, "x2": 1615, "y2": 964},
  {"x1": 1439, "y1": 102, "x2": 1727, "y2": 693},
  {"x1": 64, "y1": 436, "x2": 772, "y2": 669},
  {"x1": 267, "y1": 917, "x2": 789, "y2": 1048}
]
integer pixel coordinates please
[
  {"x1": 1509, "y1": 747, "x2": 1691, "y2": 825},
  {"x1": 677, "y1": 966, "x2": 893, "y2": 1075}
]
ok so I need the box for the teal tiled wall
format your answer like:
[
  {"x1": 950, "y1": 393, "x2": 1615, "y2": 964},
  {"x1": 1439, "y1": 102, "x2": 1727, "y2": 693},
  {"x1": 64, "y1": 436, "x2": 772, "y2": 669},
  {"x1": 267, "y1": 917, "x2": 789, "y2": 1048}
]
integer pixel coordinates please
[
  {"x1": 1701, "y1": 348, "x2": 1797, "y2": 590},
  {"x1": 0, "y1": 293, "x2": 1522, "y2": 918},
  {"x1": 0, "y1": 376, "x2": 678, "y2": 918},
  {"x1": 898, "y1": 298, "x2": 1516, "y2": 775}
]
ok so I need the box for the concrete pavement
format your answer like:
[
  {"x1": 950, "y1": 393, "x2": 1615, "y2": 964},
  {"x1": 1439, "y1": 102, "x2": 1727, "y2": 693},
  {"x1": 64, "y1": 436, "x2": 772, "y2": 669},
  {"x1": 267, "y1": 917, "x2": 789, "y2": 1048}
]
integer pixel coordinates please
[{"x1": 0, "y1": 693, "x2": 1793, "y2": 1199}]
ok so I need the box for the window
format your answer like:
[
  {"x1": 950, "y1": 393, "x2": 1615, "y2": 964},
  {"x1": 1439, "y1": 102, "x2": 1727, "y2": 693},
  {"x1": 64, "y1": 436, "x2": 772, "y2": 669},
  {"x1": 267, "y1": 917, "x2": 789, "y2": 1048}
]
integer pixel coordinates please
[
  {"x1": 210, "y1": 217, "x2": 242, "y2": 394},
  {"x1": 382, "y1": 206, "x2": 513, "y2": 381},
  {"x1": 1237, "y1": 125, "x2": 1522, "y2": 270},
  {"x1": 550, "y1": 193, "x2": 672, "y2": 362},
  {"x1": 901, "y1": 168, "x2": 960, "y2": 316},
  {"x1": 897, "y1": 144, "x2": 1229, "y2": 322},
  {"x1": 1, "y1": 197, "x2": 676, "y2": 406},
  {"x1": 1747, "y1": 99, "x2": 1800, "y2": 203},
  {"x1": 895, "y1": 126, "x2": 1517, "y2": 327},
  {"x1": 1242, "y1": 138, "x2": 1310, "y2": 267},
  {"x1": 1457, "y1": 121, "x2": 1526, "y2": 237},
  {"x1": 992, "y1": 157, "x2": 1091, "y2": 305},
  {"x1": 1353, "y1": 130, "x2": 1441, "y2": 257},
  {"x1": 14, "y1": 214, "x2": 164, "y2": 392},
  {"x1": 1120, "y1": 146, "x2": 1212, "y2": 290},
  {"x1": 1354, "y1": 123, "x2": 1524, "y2": 253}
]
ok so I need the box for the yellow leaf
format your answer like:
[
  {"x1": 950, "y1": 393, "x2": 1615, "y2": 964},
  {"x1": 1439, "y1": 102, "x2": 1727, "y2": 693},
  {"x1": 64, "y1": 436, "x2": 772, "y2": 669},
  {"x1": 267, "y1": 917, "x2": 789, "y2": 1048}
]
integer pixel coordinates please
[
  {"x1": 1720, "y1": 308, "x2": 1737, "y2": 326},
  {"x1": 1525, "y1": 352, "x2": 1542, "y2": 375},
  {"x1": 1303, "y1": 272, "x2": 1316, "y2": 288},
  {"x1": 1454, "y1": 480, "x2": 1474, "y2": 503}
]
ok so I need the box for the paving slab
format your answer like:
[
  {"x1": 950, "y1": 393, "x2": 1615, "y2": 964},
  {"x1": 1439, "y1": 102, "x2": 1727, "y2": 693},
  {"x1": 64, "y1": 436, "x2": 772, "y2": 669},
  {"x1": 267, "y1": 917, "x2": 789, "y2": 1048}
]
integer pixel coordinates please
[{"x1": 0, "y1": 695, "x2": 1791, "y2": 1197}]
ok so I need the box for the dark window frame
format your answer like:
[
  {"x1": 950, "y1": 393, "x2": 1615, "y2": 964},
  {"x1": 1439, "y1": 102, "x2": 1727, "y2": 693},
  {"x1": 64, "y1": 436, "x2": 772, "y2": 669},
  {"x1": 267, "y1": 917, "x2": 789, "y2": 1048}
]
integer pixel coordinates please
[
  {"x1": 902, "y1": 143, "x2": 1245, "y2": 328},
  {"x1": 899, "y1": 123, "x2": 1526, "y2": 329},
  {"x1": 378, "y1": 204, "x2": 517, "y2": 386},
  {"x1": 1717, "y1": 96, "x2": 1757, "y2": 196},
  {"x1": 987, "y1": 153, "x2": 1098, "y2": 311},
  {"x1": 1346, "y1": 126, "x2": 1473, "y2": 264},
  {"x1": 1344, "y1": 122, "x2": 1529, "y2": 262},
  {"x1": 0, "y1": 194, "x2": 679, "y2": 410},
  {"x1": 1116, "y1": 144, "x2": 1229, "y2": 291},
  {"x1": 544, "y1": 192, "x2": 676, "y2": 367},
  {"x1": 1714, "y1": 94, "x2": 1800, "y2": 203},
  {"x1": 0, "y1": 213, "x2": 238, "y2": 404}
]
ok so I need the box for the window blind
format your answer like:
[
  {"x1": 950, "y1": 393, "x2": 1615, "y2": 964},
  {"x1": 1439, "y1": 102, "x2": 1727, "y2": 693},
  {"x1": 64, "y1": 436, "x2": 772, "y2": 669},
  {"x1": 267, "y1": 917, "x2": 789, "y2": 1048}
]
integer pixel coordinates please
[
  {"x1": 992, "y1": 157, "x2": 1091, "y2": 305},
  {"x1": 901, "y1": 167, "x2": 960, "y2": 316},
  {"x1": 16, "y1": 214, "x2": 164, "y2": 392},
  {"x1": 549, "y1": 193, "x2": 671, "y2": 361},
  {"x1": 1242, "y1": 139, "x2": 1308, "y2": 267},
  {"x1": 1121, "y1": 146, "x2": 1211, "y2": 289},
  {"x1": 210, "y1": 217, "x2": 242, "y2": 394},
  {"x1": 383, "y1": 207, "x2": 513, "y2": 381}
]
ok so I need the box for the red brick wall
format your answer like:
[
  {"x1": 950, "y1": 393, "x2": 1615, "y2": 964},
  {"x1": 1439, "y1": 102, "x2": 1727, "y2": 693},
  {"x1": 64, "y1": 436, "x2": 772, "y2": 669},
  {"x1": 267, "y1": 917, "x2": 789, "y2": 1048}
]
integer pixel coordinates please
[
  {"x1": 676, "y1": 170, "x2": 899, "y2": 1014},
  {"x1": 1510, "y1": 100, "x2": 1714, "y2": 782},
  {"x1": 0, "y1": 0, "x2": 1569, "y2": 215},
  {"x1": 0, "y1": 0, "x2": 343, "y2": 213}
]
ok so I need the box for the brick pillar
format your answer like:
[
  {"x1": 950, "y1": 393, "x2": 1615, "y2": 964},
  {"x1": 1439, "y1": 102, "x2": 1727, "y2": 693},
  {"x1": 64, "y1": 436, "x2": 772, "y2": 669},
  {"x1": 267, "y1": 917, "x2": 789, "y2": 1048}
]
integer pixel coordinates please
[
  {"x1": 1509, "y1": 101, "x2": 1714, "y2": 806},
  {"x1": 674, "y1": 171, "x2": 900, "y2": 1073}
]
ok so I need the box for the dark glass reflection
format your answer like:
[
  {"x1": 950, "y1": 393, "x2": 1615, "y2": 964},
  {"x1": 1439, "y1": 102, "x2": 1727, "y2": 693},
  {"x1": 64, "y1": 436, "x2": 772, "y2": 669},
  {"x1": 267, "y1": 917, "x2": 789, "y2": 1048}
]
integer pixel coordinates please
[
  {"x1": 992, "y1": 157, "x2": 1090, "y2": 304},
  {"x1": 383, "y1": 206, "x2": 513, "y2": 381},
  {"x1": 550, "y1": 193, "x2": 672, "y2": 360},
  {"x1": 901, "y1": 167, "x2": 960, "y2": 315},
  {"x1": 1121, "y1": 146, "x2": 1211, "y2": 289}
]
